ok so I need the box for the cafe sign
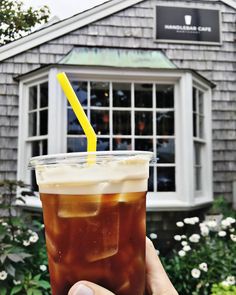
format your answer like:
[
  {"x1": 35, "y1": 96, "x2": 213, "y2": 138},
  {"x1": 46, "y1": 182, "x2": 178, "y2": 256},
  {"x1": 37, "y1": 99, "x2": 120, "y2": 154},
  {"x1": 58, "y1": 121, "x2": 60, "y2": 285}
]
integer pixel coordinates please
[{"x1": 155, "y1": 6, "x2": 221, "y2": 44}]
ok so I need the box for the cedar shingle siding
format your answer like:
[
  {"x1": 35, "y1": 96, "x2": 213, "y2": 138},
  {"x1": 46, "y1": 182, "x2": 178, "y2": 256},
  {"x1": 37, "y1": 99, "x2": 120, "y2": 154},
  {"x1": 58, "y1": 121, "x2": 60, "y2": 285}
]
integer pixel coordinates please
[{"x1": 0, "y1": 0, "x2": 235, "y2": 200}]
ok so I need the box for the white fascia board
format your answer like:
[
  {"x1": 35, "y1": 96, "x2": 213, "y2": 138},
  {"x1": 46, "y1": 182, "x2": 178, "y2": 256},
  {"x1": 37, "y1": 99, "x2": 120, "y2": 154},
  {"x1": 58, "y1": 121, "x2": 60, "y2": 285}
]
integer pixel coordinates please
[
  {"x1": 0, "y1": 0, "x2": 143, "y2": 62},
  {"x1": 221, "y1": 0, "x2": 236, "y2": 9}
]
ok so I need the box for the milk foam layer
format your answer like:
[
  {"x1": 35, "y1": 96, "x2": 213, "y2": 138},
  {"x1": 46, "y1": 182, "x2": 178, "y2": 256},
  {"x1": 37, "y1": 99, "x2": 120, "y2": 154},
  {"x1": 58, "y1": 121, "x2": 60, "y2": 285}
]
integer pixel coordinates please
[{"x1": 36, "y1": 155, "x2": 150, "y2": 194}]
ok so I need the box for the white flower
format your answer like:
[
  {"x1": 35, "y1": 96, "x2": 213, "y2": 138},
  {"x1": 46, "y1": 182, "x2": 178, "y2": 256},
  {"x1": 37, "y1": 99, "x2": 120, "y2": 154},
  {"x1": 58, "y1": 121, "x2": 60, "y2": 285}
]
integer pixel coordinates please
[
  {"x1": 181, "y1": 241, "x2": 188, "y2": 246},
  {"x1": 41, "y1": 224, "x2": 45, "y2": 228},
  {"x1": 184, "y1": 218, "x2": 191, "y2": 224},
  {"x1": 200, "y1": 226, "x2": 209, "y2": 237},
  {"x1": 218, "y1": 230, "x2": 227, "y2": 237},
  {"x1": 176, "y1": 221, "x2": 184, "y2": 227},
  {"x1": 178, "y1": 250, "x2": 186, "y2": 257},
  {"x1": 207, "y1": 220, "x2": 217, "y2": 229},
  {"x1": 183, "y1": 245, "x2": 191, "y2": 252},
  {"x1": 226, "y1": 217, "x2": 236, "y2": 224},
  {"x1": 230, "y1": 234, "x2": 236, "y2": 242},
  {"x1": 191, "y1": 268, "x2": 201, "y2": 278},
  {"x1": 13, "y1": 280, "x2": 21, "y2": 285},
  {"x1": 181, "y1": 235, "x2": 187, "y2": 239},
  {"x1": 28, "y1": 229, "x2": 33, "y2": 234},
  {"x1": 189, "y1": 234, "x2": 200, "y2": 243},
  {"x1": 221, "y1": 219, "x2": 231, "y2": 229},
  {"x1": 174, "y1": 235, "x2": 182, "y2": 241},
  {"x1": 23, "y1": 240, "x2": 30, "y2": 247},
  {"x1": 40, "y1": 265, "x2": 47, "y2": 272},
  {"x1": 2, "y1": 222, "x2": 8, "y2": 227},
  {"x1": 29, "y1": 232, "x2": 39, "y2": 243},
  {"x1": 230, "y1": 228, "x2": 235, "y2": 233},
  {"x1": 221, "y1": 280, "x2": 230, "y2": 287},
  {"x1": 193, "y1": 217, "x2": 200, "y2": 223},
  {"x1": 0, "y1": 271, "x2": 8, "y2": 280},
  {"x1": 199, "y1": 263, "x2": 208, "y2": 272},
  {"x1": 226, "y1": 276, "x2": 235, "y2": 285},
  {"x1": 150, "y1": 233, "x2": 157, "y2": 240}
]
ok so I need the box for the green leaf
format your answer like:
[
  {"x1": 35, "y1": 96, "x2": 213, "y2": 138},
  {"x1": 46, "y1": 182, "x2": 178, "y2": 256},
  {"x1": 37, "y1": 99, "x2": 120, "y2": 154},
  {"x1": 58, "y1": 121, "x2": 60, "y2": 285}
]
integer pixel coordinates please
[
  {"x1": 5, "y1": 263, "x2": 16, "y2": 277},
  {"x1": 1, "y1": 287, "x2": 7, "y2": 295},
  {"x1": 7, "y1": 253, "x2": 24, "y2": 263},
  {"x1": 10, "y1": 286, "x2": 23, "y2": 295},
  {"x1": 0, "y1": 254, "x2": 7, "y2": 264},
  {"x1": 37, "y1": 280, "x2": 51, "y2": 289},
  {"x1": 32, "y1": 290, "x2": 42, "y2": 295}
]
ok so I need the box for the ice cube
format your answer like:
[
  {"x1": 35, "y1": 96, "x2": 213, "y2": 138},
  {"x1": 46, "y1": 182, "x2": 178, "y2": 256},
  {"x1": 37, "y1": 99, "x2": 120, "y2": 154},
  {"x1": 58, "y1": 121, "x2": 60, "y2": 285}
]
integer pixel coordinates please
[
  {"x1": 118, "y1": 192, "x2": 145, "y2": 203},
  {"x1": 85, "y1": 206, "x2": 119, "y2": 262},
  {"x1": 58, "y1": 194, "x2": 101, "y2": 218}
]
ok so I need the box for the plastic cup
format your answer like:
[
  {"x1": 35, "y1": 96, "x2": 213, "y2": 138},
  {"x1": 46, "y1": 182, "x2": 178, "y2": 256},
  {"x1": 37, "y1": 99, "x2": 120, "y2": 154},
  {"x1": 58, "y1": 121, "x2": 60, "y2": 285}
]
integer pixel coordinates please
[{"x1": 29, "y1": 151, "x2": 153, "y2": 295}]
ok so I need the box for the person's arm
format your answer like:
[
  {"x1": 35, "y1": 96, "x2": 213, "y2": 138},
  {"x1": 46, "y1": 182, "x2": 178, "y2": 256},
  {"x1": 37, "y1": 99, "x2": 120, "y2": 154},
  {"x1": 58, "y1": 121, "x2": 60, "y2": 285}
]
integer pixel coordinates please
[{"x1": 68, "y1": 238, "x2": 178, "y2": 295}]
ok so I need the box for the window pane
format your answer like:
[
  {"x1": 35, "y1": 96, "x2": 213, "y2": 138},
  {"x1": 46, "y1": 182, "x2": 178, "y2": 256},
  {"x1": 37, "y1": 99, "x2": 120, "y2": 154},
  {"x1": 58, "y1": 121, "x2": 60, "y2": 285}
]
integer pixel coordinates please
[
  {"x1": 148, "y1": 166, "x2": 154, "y2": 192},
  {"x1": 195, "y1": 167, "x2": 202, "y2": 191},
  {"x1": 135, "y1": 83, "x2": 152, "y2": 108},
  {"x1": 113, "y1": 138, "x2": 131, "y2": 150},
  {"x1": 71, "y1": 81, "x2": 88, "y2": 107},
  {"x1": 67, "y1": 137, "x2": 87, "y2": 153},
  {"x1": 40, "y1": 110, "x2": 48, "y2": 135},
  {"x1": 193, "y1": 113, "x2": 197, "y2": 137},
  {"x1": 156, "y1": 85, "x2": 174, "y2": 108},
  {"x1": 91, "y1": 82, "x2": 109, "y2": 107},
  {"x1": 135, "y1": 111, "x2": 153, "y2": 135},
  {"x1": 194, "y1": 142, "x2": 201, "y2": 166},
  {"x1": 135, "y1": 138, "x2": 153, "y2": 152},
  {"x1": 67, "y1": 108, "x2": 85, "y2": 135},
  {"x1": 193, "y1": 87, "x2": 197, "y2": 112},
  {"x1": 97, "y1": 138, "x2": 110, "y2": 151},
  {"x1": 40, "y1": 82, "x2": 48, "y2": 108},
  {"x1": 91, "y1": 110, "x2": 109, "y2": 135},
  {"x1": 199, "y1": 91, "x2": 204, "y2": 115},
  {"x1": 156, "y1": 138, "x2": 175, "y2": 163},
  {"x1": 157, "y1": 167, "x2": 175, "y2": 192},
  {"x1": 29, "y1": 86, "x2": 37, "y2": 110},
  {"x1": 113, "y1": 83, "x2": 131, "y2": 107},
  {"x1": 156, "y1": 111, "x2": 174, "y2": 135},
  {"x1": 28, "y1": 112, "x2": 37, "y2": 136},
  {"x1": 113, "y1": 111, "x2": 131, "y2": 135}
]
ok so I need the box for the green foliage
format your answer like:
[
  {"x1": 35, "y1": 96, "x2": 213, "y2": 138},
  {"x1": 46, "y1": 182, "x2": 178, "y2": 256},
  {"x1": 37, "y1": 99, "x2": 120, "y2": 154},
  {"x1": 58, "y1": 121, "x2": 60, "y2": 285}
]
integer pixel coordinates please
[
  {"x1": 0, "y1": 180, "x2": 50, "y2": 294},
  {"x1": 211, "y1": 283, "x2": 236, "y2": 295},
  {"x1": 0, "y1": 0, "x2": 50, "y2": 45},
  {"x1": 160, "y1": 200, "x2": 236, "y2": 295}
]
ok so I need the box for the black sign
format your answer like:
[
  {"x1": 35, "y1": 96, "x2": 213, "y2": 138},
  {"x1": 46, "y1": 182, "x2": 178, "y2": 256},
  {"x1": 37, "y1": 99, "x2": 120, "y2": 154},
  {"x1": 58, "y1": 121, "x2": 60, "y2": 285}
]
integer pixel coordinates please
[{"x1": 155, "y1": 6, "x2": 221, "y2": 44}]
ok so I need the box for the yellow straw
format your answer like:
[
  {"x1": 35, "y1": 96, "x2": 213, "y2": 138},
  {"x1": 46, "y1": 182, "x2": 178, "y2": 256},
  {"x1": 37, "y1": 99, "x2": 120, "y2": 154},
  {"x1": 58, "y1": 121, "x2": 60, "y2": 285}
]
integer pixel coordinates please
[{"x1": 57, "y1": 72, "x2": 97, "y2": 158}]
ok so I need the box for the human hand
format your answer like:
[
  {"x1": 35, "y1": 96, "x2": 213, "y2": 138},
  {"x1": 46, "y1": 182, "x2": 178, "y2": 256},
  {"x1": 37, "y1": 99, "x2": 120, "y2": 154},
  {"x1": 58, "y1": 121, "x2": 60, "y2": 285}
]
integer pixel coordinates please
[{"x1": 68, "y1": 237, "x2": 178, "y2": 295}]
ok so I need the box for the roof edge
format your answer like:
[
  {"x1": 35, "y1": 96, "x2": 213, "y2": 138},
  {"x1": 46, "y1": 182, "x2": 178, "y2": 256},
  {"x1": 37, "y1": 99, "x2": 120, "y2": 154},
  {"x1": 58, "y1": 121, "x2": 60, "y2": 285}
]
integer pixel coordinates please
[
  {"x1": 221, "y1": 0, "x2": 236, "y2": 9},
  {"x1": 0, "y1": 0, "x2": 144, "y2": 62}
]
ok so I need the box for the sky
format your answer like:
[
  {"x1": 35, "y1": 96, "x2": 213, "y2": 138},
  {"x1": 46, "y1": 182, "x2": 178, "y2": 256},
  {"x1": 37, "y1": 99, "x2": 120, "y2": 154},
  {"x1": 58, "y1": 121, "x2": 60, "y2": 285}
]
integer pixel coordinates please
[{"x1": 23, "y1": 0, "x2": 109, "y2": 19}]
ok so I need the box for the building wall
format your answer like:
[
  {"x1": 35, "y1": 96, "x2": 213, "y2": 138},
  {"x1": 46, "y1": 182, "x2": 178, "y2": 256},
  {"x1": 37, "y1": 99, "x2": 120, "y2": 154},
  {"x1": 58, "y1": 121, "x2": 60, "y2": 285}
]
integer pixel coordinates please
[{"x1": 0, "y1": 0, "x2": 235, "y2": 201}]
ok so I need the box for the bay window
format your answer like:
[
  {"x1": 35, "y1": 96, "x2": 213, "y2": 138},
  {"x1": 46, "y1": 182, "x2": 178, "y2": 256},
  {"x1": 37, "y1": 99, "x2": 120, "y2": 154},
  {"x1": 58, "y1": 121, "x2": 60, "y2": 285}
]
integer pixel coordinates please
[{"x1": 17, "y1": 67, "x2": 213, "y2": 210}]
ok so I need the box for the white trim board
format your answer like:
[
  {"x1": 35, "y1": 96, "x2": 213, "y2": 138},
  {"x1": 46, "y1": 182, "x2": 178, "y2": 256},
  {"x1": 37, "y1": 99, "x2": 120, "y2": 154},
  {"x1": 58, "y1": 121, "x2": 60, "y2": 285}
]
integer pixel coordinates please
[
  {"x1": 0, "y1": 0, "x2": 235, "y2": 62},
  {"x1": 0, "y1": 0, "x2": 144, "y2": 62}
]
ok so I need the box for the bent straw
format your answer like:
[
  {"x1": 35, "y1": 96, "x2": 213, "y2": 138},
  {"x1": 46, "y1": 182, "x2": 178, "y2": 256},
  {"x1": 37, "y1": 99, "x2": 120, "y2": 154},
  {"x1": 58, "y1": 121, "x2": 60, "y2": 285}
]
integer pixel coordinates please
[{"x1": 57, "y1": 72, "x2": 97, "y2": 160}]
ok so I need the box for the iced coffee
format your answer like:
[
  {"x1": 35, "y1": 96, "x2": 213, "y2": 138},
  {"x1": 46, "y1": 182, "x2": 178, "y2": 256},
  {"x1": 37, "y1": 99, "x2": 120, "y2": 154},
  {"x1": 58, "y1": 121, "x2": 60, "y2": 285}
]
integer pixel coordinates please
[{"x1": 30, "y1": 151, "x2": 152, "y2": 295}]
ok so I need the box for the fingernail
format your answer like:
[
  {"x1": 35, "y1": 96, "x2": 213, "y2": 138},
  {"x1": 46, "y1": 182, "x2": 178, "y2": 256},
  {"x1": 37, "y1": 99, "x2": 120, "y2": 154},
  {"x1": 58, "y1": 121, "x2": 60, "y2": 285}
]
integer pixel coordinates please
[{"x1": 73, "y1": 283, "x2": 94, "y2": 295}]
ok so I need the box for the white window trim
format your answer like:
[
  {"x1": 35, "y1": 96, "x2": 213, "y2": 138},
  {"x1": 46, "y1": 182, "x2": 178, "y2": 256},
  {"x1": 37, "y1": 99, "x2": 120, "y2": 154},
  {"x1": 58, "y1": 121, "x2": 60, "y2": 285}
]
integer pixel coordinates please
[{"x1": 17, "y1": 66, "x2": 213, "y2": 211}]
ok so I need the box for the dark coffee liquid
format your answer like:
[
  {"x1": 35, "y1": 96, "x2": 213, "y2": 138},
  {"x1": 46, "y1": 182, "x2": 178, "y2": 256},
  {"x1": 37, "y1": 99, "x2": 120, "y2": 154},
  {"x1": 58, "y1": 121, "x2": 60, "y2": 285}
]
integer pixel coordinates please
[{"x1": 41, "y1": 192, "x2": 146, "y2": 295}]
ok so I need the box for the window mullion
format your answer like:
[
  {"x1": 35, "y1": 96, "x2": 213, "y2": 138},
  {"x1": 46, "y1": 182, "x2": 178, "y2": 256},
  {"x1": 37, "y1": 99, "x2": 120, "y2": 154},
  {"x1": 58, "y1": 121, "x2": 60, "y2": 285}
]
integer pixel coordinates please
[
  {"x1": 110, "y1": 82, "x2": 113, "y2": 150},
  {"x1": 36, "y1": 85, "x2": 40, "y2": 136},
  {"x1": 131, "y1": 83, "x2": 135, "y2": 149},
  {"x1": 153, "y1": 83, "x2": 157, "y2": 192}
]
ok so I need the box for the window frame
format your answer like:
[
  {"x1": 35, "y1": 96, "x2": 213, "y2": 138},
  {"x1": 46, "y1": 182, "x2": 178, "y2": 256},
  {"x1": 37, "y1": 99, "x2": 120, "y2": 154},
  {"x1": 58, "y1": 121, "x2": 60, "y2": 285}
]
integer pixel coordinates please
[{"x1": 17, "y1": 66, "x2": 213, "y2": 210}]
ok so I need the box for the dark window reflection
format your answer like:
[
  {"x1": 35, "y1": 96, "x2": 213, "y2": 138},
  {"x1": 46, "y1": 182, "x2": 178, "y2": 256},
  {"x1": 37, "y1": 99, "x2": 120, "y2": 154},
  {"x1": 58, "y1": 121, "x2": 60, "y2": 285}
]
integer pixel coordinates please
[
  {"x1": 91, "y1": 82, "x2": 109, "y2": 107},
  {"x1": 157, "y1": 167, "x2": 175, "y2": 192},
  {"x1": 193, "y1": 113, "x2": 197, "y2": 137},
  {"x1": 67, "y1": 137, "x2": 87, "y2": 153},
  {"x1": 67, "y1": 108, "x2": 85, "y2": 135},
  {"x1": 135, "y1": 139, "x2": 153, "y2": 152},
  {"x1": 40, "y1": 110, "x2": 48, "y2": 135},
  {"x1": 28, "y1": 112, "x2": 37, "y2": 136},
  {"x1": 71, "y1": 81, "x2": 88, "y2": 107},
  {"x1": 113, "y1": 138, "x2": 131, "y2": 150},
  {"x1": 156, "y1": 139, "x2": 175, "y2": 163},
  {"x1": 97, "y1": 138, "x2": 110, "y2": 151},
  {"x1": 113, "y1": 111, "x2": 131, "y2": 135},
  {"x1": 156, "y1": 85, "x2": 174, "y2": 108},
  {"x1": 199, "y1": 116, "x2": 204, "y2": 138},
  {"x1": 135, "y1": 84, "x2": 152, "y2": 108},
  {"x1": 195, "y1": 167, "x2": 202, "y2": 191},
  {"x1": 40, "y1": 82, "x2": 48, "y2": 108},
  {"x1": 91, "y1": 110, "x2": 109, "y2": 135},
  {"x1": 29, "y1": 86, "x2": 37, "y2": 110},
  {"x1": 135, "y1": 111, "x2": 153, "y2": 135},
  {"x1": 193, "y1": 87, "x2": 197, "y2": 112},
  {"x1": 199, "y1": 92, "x2": 204, "y2": 114},
  {"x1": 156, "y1": 111, "x2": 174, "y2": 135},
  {"x1": 148, "y1": 166, "x2": 154, "y2": 192},
  {"x1": 113, "y1": 83, "x2": 131, "y2": 107},
  {"x1": 194, "y1": 142, "x2": 201, "y2": 166}
]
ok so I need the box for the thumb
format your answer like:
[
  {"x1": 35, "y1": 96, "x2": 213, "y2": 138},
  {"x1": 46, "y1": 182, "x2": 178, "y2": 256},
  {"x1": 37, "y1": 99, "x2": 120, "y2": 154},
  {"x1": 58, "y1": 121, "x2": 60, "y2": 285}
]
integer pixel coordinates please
[{"x1": 68, "y1": 281, "x2": 115, "y2": 295}]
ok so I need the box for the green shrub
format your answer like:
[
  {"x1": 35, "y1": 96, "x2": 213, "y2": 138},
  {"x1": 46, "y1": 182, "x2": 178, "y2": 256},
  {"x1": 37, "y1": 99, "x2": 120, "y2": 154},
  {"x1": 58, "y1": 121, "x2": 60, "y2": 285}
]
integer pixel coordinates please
[
  {"x1": 0, "y1": 180, "x2": 50, "y2": 295},
  {"x1": 211, "y1": 282, "x2": 236, "y2": 295}
]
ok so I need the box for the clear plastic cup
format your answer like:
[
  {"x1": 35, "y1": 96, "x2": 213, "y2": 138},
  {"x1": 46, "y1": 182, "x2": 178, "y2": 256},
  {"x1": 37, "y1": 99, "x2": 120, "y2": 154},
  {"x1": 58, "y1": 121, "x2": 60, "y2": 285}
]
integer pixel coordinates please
[{"x1": 29, "y1": 151, "x2": 153, "y2": 295}]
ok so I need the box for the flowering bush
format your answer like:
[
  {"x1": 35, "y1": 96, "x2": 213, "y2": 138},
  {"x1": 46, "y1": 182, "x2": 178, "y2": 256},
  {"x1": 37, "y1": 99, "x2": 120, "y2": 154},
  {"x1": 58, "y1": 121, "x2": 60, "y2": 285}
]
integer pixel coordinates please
[
  {"x1": 211, "y1": 281, "x2": 236, "y2": 295},
  {"x1": 0, "y1": 180, "x2": 50, "y2": 294},
  {"x1": 161, "y1": 214, "x2": 236, "y2": 295}
]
